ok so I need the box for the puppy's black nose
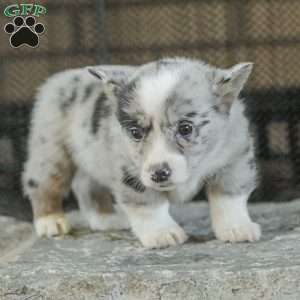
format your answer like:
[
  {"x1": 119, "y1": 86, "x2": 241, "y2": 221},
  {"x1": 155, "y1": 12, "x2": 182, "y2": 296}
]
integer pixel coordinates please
[{"x1": 151, "y1": 164, "x2": 172, "y2": 183}]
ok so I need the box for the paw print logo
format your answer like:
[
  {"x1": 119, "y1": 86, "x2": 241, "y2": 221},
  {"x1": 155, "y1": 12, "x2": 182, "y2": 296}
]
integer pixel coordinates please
[{"x1": 4, "y1": 16, "x2": 45, "y2": 48}]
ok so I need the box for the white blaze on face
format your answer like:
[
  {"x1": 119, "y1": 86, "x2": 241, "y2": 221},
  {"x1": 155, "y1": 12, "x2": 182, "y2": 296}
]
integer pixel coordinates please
[
  {"x1": 136, "y1": 69, "x2": 189, "y2": 190},
  {"x1": 141, "y1": 128, "x2": 189, "y2": 189},
  {"x1": 137, "y1": 70, "x2": 180, "y2": 116}
]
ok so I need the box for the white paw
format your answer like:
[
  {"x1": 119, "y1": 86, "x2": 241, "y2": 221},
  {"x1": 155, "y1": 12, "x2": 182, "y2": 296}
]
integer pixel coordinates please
[
  {"x1": 87, "y1": 212, "x2": 130, "y2": 231},
  {"x1": 214, "y1": 221, "x2": 261, "y2": 243},
  {"x1": 35, "y1": 214, "x2": 71, "y2": 238},
  {"x1": 139, "y1": 224, "x2": 188, "y2": 249},
  {"x1": 126, "y1": 201, "x2": 188, "y2": 249}
]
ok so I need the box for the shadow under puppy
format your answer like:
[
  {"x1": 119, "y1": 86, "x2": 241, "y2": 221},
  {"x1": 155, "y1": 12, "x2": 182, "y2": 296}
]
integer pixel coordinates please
[{"x1": 23, "y1": 57, "x2": 261, "y2": 248}]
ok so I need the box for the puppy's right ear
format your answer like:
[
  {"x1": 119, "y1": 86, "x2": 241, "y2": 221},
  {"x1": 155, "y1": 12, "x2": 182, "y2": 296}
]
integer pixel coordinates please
[
  {"x1": 87, "y1": 67, "x2": 113, "y2": 84},
  {"x1": 88, "y1": 68, "x2": 108, "y2": 82},
  {"x1": 87, "y1": 67, "x2": 123, "y2": 91}
]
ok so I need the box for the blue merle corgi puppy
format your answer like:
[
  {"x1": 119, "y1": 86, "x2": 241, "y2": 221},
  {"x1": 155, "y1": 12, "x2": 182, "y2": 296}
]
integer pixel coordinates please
[{"x1": 23, "y1": 58, "x2": 260, "y2": 248}]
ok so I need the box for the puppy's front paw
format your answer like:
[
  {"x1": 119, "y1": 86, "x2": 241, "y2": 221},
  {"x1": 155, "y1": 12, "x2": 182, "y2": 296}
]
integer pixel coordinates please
[
  {"x1": 139, "y1": 224, "x2": 188, "y2": 249},
  {"x1": 214, "y1": 221, "x2": 261, "y2": 243},
  {"x1": 35, "y1": 213, "x2": 71, "y2": 238}
]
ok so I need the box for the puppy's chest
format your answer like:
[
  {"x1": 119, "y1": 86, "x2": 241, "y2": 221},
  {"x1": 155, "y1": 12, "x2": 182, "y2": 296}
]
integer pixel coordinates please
[{"x1": 168, "y1": 176, "x2": 205, "y2": 203}]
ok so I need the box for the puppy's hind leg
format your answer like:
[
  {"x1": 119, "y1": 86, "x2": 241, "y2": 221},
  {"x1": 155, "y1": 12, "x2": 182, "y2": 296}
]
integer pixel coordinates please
[
  {"x1": 23, "y1": 136, "x2": 74, "y2": 238},
  {"x1": 72, "y1": 172, "x2": 129, "y2": 231}
]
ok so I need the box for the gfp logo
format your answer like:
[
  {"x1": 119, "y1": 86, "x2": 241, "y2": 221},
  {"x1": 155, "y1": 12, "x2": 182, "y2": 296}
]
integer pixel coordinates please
[{"x1": 3, "y1": 4, "x2": 47, "y2": 48}]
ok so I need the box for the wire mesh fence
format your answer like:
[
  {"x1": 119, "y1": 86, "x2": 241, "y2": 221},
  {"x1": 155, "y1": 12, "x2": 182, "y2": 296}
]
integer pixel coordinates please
[{"x1": 0, "y1": 0, "x2": 299, "y2": 218}]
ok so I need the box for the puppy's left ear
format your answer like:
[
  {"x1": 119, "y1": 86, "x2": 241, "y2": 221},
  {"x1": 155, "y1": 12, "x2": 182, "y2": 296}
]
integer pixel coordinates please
[{"x1": 208, "y1": 62, "x2": 253, "y2": 112}]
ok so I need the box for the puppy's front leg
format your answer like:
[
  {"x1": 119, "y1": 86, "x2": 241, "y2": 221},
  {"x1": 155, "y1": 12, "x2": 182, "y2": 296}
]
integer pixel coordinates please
[
  {"x1": 208, "y1": 190, "x2": 261, "y2": 242},
  {"x1": 120, "y1": 190, "x2": 187, "y2": 248},
  {"x1": 207, "y1": 153, "x2": 261, "y2": 242}
]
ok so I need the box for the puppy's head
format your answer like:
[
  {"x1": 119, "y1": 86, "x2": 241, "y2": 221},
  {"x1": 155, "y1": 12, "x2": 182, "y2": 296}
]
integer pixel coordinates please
[{"x1": 89, "y1": 58, "x2": 253, "y2": 191}]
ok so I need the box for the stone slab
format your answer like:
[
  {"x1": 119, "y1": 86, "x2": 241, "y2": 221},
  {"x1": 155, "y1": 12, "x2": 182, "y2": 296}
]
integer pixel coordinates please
[{"x1": 1, "y1": 200, "x2": 300, "y2": 299}]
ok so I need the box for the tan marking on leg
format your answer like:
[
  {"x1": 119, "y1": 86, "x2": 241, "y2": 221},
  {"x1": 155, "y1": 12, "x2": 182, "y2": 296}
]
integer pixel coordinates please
[
  {"x1": 29, "y1": 155, "x2": 75, "y2": 219},
  {"x1": 31, "y1": 175, "x2": 65, "y2": 219},
  {"x1": 90, "y1": 185, "x2": 115, "y2": 215},
  {"x1": 29, "y1": 158, "x2": 75, "y2": 237}
]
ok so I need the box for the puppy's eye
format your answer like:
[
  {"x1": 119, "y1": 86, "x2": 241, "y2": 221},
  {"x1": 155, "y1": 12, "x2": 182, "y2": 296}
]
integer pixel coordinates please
[
  {"x1": 130, "y1": 126, "x2": 144, "y2": 141},
  {"x1": 178, "y1": 121, "x2": 193, "y2": 137}
]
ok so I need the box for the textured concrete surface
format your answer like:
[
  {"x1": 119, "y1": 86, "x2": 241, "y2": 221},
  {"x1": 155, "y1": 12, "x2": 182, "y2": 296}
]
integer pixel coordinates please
[
  {"x1": 0, "y1": 216, "x2": 34, "y2": 263},
  {"x1": 1, "y1": 200, "x2": 300, "y2": 300}
]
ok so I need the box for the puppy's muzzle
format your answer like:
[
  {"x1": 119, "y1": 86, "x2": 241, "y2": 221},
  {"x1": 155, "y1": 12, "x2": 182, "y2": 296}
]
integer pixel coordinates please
[{"x1": 150, "y1": 163, "x2": 172, "y2": 183}]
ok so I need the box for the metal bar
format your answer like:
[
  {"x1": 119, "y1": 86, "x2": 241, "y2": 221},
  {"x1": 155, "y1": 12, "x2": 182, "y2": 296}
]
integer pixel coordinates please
[{"x1": 95, "y1": 0, "x2": 111, "y2": 64}]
